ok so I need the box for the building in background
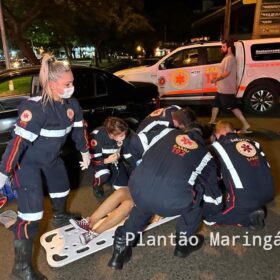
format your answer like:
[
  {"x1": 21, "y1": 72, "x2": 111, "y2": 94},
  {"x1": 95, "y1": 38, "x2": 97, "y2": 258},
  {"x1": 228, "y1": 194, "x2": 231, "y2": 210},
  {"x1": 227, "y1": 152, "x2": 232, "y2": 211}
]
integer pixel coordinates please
[{"x1": 192, "y1": 0, "x2": 280, "y2": 40}]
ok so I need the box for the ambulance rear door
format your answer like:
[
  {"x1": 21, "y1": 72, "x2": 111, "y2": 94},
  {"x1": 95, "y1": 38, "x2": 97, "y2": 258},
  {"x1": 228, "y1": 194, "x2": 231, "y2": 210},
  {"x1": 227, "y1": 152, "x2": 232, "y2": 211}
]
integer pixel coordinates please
[{"x1": 156, "y1": 47, "x2": 204, "y2": 100}]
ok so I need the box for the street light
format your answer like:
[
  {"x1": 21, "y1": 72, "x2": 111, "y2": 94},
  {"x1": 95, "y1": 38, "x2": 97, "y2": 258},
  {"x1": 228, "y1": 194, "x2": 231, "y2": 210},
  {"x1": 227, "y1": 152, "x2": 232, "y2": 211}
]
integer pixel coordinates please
[
  {"x1": 136, "y1": 45, "x2": 142, "y2": 52},
  {"x1": 136, "y1": 45, "x2": 145, "y2": 58}
]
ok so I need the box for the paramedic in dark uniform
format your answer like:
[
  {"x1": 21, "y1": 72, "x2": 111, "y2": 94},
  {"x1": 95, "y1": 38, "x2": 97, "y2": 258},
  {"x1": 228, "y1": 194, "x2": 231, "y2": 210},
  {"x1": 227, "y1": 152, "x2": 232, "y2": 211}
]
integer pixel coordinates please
[
  {"x1": 89, "y1": 117, "x2": 130, "y2": 197},
  {"x1": 0, "y1": 53, "x2": 90, "y2": 279},
  {"x1": 136, "y1": 105, "x2": 181, "y2": 133},
  {"x1": 204, "y1": 121, "x2": 274, "y2": 229},
  {"x1": 108, "y1": 108, "x2": 222, "y2": 270},
  {"x1": 126, "y1": 105, "x2": 181, "y2": 169}
]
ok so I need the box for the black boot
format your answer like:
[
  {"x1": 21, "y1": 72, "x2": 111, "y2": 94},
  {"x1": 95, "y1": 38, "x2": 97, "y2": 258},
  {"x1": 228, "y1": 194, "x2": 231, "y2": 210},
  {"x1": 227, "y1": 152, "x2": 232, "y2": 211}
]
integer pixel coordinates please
[
  {"x1": 108, "y1": 234, "x2": 132, "y2": 270},
  {"x1": 51, "y1": 197, "x2": 81, "y2": 228},
  {"x1": 174, "y1": 233, "x2": 204, "y2": 258},
  {"x1": 11, "y1": 239, "x2": 47, "y2": 280},
  {"x1": 249, "y1": 208, "x2": 265, "y2": 230}
]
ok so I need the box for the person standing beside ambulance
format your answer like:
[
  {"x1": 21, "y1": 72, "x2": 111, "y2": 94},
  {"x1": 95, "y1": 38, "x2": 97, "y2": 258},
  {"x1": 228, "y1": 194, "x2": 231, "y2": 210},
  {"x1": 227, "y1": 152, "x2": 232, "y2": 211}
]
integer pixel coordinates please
[{"x1": 209, "y1": 39, "x2": 251, "y2": 134}]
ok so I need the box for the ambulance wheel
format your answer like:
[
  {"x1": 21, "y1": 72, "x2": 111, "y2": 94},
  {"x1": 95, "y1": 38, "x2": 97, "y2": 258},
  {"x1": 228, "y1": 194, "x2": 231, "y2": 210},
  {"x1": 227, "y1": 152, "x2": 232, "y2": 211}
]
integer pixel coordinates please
[{"x1": 244, "y1": 84, "x2": 278, "y2": 115}]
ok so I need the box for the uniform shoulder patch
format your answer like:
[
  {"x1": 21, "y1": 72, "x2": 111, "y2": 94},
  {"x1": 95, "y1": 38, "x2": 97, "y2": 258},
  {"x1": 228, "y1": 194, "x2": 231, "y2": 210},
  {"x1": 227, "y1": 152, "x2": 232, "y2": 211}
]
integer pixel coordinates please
[
  {"x1": 90, "y1": 139, "x2": 97, "y2": 148},
  {"x1": 236, "y1": 141, "x2": 257, "y2": 157},
  {"x1": 20, "y1": 110, "x2": 32, "y2": 122},
  {"x1": 176, "y1": 134, "x2": 198, "y2": 149},
  {"x1": 150, "y1": 108, "x2": 164, "y2": 117},
  {"x1": 67, "y1": 108, "x2": 74, "y2": 120}
]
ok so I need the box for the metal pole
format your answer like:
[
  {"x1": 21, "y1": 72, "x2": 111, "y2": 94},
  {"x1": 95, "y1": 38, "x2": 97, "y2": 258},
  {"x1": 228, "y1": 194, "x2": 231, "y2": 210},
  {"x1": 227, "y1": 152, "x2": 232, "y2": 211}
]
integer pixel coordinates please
[
  {"x1": 224, "y1": 0, "x2": 232, "y2": 40},
  {"x1": 252, "y1": 0, "x2": 262, "y2": 39},
  {"x1": 0, "y1": 0, "x2": 14, "y2": 91},
  {"x1": 0, "y1": 0, "x2": 10, "y2": 68}
]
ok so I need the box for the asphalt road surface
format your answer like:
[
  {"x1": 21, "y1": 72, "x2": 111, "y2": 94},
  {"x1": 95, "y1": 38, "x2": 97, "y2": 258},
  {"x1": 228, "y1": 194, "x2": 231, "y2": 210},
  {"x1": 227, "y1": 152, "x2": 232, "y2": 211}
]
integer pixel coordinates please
[{"x1": 0, "y1": 109, "x2": 279, "y2": 280}]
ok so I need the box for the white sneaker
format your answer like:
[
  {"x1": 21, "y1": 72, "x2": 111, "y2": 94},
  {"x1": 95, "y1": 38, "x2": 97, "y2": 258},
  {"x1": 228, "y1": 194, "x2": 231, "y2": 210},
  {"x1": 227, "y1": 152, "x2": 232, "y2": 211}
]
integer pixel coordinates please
[{"x1": 79, "y1": 230, "x2": 99, "y2": 245}]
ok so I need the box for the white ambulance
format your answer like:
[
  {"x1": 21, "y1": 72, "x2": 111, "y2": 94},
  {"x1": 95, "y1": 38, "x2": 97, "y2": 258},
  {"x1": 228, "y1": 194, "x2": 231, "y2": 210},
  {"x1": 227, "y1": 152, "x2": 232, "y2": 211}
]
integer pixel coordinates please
[{"x1": 115, "y1": 38, "x2": 280, "y2": 115}]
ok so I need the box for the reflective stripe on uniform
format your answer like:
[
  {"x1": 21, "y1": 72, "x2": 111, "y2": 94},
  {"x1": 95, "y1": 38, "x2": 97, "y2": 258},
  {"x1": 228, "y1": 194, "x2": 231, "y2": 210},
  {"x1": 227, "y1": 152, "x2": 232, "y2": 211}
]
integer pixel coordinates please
[
  {"x1": 143, "y1": 128, "x2": 174, "y2": 156},
  {"x1": 73, "y1": 120, "x2": 83, "y2": 127},
  {"x1": 93, "y1": 153, "x2": 102, "y2": 158},
  {"x1": 40, "y1": 125, "x2": 72, "y2": 137},
  {"x1": 138, "y1": 132, "x2": 148, "y2": 151},
  {"x1": 170, "y1": 105, "x2": 181, "y2": 110},
  {"x1": 95, "y1": 169, "x2": 110, "y2": 178},
  {"x1": 14, "y1": 125, "x2": 38, "y2": 142},
  {"x1": 113, "y1": 185, "x2": 128, "y2": 190},
  {"x1": 188, "y1": 152, "x2": 213, "y2": 186},
  {"x1": 28, "y1": 96, "x2": 42, "y2": 102},
  {"x1": 203, "y1": 220, "x2": 216, "y2": 226},
  {"x1": 49, "y1": 189, "x2": 70, "y2": 199},
  {"x1": 18, "y1": 211, "x2": 43, "y2": 221},
  {"x1": 123, "y1": 153, "x2": 132, "y2": 159},
  {"x1": 203, "y1": 194, "x2": 223, "y2": 205},
  {"x1": 102, "y1": 148, "x2": 119, "y2": 154},
  {"x1": 139, "y1": 120, "x2": 169, "y2": 134},
  {"x1": 212, "y1": 142, "x2": 244, "y2": 189}
]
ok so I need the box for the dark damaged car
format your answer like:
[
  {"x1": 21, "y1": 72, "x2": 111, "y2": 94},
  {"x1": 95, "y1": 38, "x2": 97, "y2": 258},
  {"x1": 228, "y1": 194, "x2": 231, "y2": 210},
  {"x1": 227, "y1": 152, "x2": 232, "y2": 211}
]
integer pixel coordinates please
[{"x1": 0, "y1": 65, "x2": 158, "y2": 186}]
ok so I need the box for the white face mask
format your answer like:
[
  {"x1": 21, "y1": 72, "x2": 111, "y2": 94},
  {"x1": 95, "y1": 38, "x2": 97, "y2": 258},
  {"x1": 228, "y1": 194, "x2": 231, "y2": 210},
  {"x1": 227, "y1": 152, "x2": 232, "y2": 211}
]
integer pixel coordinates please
[{"x1": 59, "y1": 86, "x2": 74, "y2": 99}]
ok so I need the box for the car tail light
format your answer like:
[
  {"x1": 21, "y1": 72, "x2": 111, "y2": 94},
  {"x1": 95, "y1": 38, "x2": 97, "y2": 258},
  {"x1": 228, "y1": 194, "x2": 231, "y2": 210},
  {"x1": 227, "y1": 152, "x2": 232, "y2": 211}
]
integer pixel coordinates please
[{"x1": 153, "y1": 97, "x2": 161, "y2": 109}]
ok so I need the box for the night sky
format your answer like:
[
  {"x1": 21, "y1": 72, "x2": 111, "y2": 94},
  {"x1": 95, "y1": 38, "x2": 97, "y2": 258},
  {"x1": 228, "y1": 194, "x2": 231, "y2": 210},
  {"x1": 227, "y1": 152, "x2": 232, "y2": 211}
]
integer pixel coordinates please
[{"x1": 143, "y1": 0, "x2": 226, "y2": 42}]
